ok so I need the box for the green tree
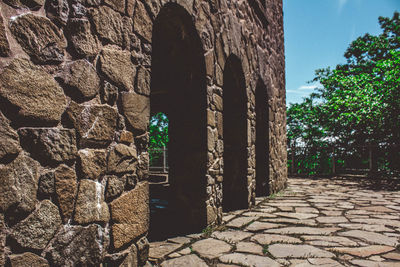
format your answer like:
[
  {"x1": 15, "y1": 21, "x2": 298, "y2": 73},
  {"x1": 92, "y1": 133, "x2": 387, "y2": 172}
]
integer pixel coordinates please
[
  {"x1": 287, "y1": 12, "x2": 400, "y2": 174},
  {"x1": 149, "y1": 112, "x2": 169, "y2": 149}
]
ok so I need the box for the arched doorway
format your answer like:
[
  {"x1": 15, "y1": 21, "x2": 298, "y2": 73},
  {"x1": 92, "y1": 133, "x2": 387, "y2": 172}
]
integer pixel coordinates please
[
  {"x1": 149, "y1": 3, "x2": 207, "y2": 240},
  {"x1": 255, "y1": 79, "x2": 270, "y2": 196},
  {"x1": 222, "y1": 55, "x2": 248, "y2": 212}
]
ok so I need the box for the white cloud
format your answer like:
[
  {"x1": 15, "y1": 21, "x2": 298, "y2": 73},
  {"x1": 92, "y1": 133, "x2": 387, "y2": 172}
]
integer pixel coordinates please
[{"x1": 298, "y1": 85, "x2": 318, "y2": 91}]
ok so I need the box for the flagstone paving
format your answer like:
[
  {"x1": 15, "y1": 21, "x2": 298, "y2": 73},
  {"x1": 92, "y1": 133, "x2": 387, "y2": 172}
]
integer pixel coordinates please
[{"x1": 148, "y1": 177, "x2": 400, "y2": 266}]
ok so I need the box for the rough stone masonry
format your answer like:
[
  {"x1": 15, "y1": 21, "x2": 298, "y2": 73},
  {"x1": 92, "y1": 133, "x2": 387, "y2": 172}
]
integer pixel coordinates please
[{"x1": 0, "y1": 0, "x2": 286, "y2": 266}]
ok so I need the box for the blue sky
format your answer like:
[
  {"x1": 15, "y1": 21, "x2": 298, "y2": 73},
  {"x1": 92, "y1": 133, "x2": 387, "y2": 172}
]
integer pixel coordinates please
[{"x1": 284, "y1": 0, "x2": 400, "y2": 105}]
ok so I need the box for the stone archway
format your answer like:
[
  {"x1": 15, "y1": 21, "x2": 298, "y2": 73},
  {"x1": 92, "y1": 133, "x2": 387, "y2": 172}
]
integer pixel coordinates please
[
  {"x1": 150, "y1": 3, "x2": 208, "y2": 239},
  {"x1": 222, "y1": 55, "x2": 248, "y2": 212},
  {"x1": 255, "y1": 78, "x2": 270, "y2": 196}
]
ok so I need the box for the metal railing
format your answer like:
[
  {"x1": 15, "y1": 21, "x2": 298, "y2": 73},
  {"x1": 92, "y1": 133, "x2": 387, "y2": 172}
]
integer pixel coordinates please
[
  {"x1": 149, "y1": 148, "x2": 168, "y2": 173},
  {"x1": 287, "y1": 144, "x2": 400, "y2": 177}
]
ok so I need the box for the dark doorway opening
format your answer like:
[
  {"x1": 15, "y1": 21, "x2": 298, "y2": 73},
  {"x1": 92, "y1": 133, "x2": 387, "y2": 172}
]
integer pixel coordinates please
[
  {"x1": 222, "y1": 55, "x2": 249, "y2": 212},
  {"x1": 149, "y1": 3, "x2": 207, "y2": 241},
  {"x1": 255, "y1": 79, "x2": 270, "y2": 196}
]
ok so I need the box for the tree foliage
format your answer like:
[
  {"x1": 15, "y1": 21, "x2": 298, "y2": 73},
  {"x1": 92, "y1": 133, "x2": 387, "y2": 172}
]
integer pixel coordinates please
[
  {"x1": 149, "y1": 112, "x2": 169, "y2": 149},
  {"x1": 287, "y1": 12, "x2": 400, "y2": 175}
]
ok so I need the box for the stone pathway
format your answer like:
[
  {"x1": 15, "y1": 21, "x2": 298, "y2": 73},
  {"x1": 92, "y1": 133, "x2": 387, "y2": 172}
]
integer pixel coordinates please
[{"x1": 147, "y1": 177, "x2": 400, "y2": 266}]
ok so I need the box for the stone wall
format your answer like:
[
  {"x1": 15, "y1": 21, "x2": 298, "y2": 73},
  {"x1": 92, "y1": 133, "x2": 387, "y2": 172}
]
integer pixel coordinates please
[{"x1": 0, "y1": 0, "x2": 286, "y2": 266}]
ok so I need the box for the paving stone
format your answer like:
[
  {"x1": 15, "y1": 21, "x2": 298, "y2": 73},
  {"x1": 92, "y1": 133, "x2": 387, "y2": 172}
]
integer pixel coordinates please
[
  {"x1": 149, "y1": 242, "x2": 181, "y2": 261},
  {"x1": 265, "y1": 227, "x2": 339, "y2": 235},
  {"x1": 350, "y1": 218, "x2": 400, "y2": 228},
  {"x1": 226, "y1": 217, "x2": 257, "y2": 228},
  {"x1": 222, "y1": 214, "x2": 235, "y2": 222},
  {"x1": 219, "y1": 253, "x2": 280, "y2": 267},
  {"x1": 211, "y1": 230, "x2": 253, "y2": 244},
  {"x1": 289, "y1": 258, "x2": 345, "y2": 266},
  {"x1": 296, "y1": 207, "x2": 319, "y2": 214},
  {"x1": 261, "y1": 218, "x2": 318, "y2": 226},
  {"x1": 339, "y1": 230, "x2": 399, "y2": 246},
  {"x1": 235, "y1": 242, "x2": 263, "y2": 255},
  {"x1": 329, "y1": 246, "x2": 395, "y2": 257},
  {"x1": 191, "y1": 238, "x2": 232, "y2": 259},
  {"x1": 360, "y1": 206, "x2": 397, "y2": 213},
  {"x1": 245, "y1": 221, "x2": 283, "y2": 232},
  {"x1": 167, "y1": 236, "x2": 191, "y2": 244},
  {"x1": 268, "y1": 244, "x2": 335, "y2": 258},
  {"x1": 382, "y1": 252, "x2": 400, "y2": 261},
  {"x1": 350, "y1": 259, "x2": 400, "y2": 267},
  {"x1": 316, "y1": 216, "x2": 349, "y2": 224},
  {"x1": 275, "y1": 212, "x2": 318, "y2": 220},
  {"x1": 338, "y1": 223, "x2": 395, "y2": 232},
  {"x1": 301, "y1": 235, "x2": 358, "y2": 247},
  {"x1": 161, "y1": 254, "x2": 207, "y2": 267},
  {"x1": 251, "y1": 234, "x2": 302, "y2": 245}
]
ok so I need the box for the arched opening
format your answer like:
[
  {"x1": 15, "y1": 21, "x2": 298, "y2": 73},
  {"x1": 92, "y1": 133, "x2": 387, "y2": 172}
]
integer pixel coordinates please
[
  {"x1": 149, "y1": 3, "x2": 207, "y2": 241},
  {"x1": 255, "y1": 79, "x2": 270, "y2": 196},
  {"x1": 222, "y1": 55, "x2": 248, "y2": 212}
]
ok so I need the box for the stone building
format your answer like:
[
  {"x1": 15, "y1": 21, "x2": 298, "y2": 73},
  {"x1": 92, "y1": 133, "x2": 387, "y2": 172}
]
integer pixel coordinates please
[{"x1": 0, "y1": 0, "x2": 286, "y2": 265}]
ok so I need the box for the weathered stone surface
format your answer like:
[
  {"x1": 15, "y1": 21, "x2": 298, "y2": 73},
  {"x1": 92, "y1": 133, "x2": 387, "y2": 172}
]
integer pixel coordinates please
[
  {"x1": 67, "y1": 19, "x2": 100, "y2": 57},
  {"x1": 74, "y1": 179, "x2": 110, "y2": 224},
  {"x1": 350, "y1": 259, "x2": 400, "y2": 267},
  {"x1": 137, "y1": 237, "x2": 149, "y2": 265},
  {"x1": 120, "y1": 130, "x2": 134, "y2": 144},
  {"x1": 161, "y1": 254, "x2": 208, "y2": 267},
  {"x1": 105, "y1": 175, "x2": 125, "y2": 201},
  {"x1": 219, "y1": 253, "x2": 280, "y2": 267},
  {"x1": 18, "y1": 128, "x2": 77, "y2": 165},
  {"x1": 54, "y1": 164, "x2": 77, "y2": 221},
  {"x1": 191, "y1": 238, "x2": 232, "y2": 259},
  {"x1": 0, "y1": 112, "x2": 20, "y2": 162},
  {"x1": 66, "y1": 102, "x2": 118, "y2": 146},
  {"x1": 301, "y1": 235, "x2": 358, "y2": 247},
  {"x1": 135, "y1": 66, "x2": 151, "y2": 96},
  {"x1": 9, "y1": 252, "x2": 49, "y2": 267},
  {"x1": 89, "y1": 6, "x2": 132, "y2": 48},
  {"x1": 110, "y1": 182, "x2": 149, "y2": 249},
  {"x1": 38, "y1": 170, "x2": 55, "y2": 198},
  {"x1": 316, "y1": 216, "x2": 349, "y2": 224},
  {"x1": 78, "y1": 149, "x2": 107, "y2": 180},
  {"x1": 265, "y1": 227, "x2": 339, "y2": 235},
  {"x1": 211, "y1": 230, "x2": 253, "y2": 244},
  {"x1": 107, "y1": 144, "x2": 137, "y2": 174},
  {"x1": 101, "y1": 81, "x2": 118, "y2": 105},
  {"x1": 45, "y1": 224, "x2": 109, "y2": 266},
  {"x1": 339, "y1": 230, "x2": 399, "y2": 246},
  {"x1": 104, "y1": 0, "x2": 125, "y2": 13},
  {"x1": 329, "y1": 245, "x2": 394, "y2": 257},
  {"x1": 9, "y1": 14, "x2": 66, "y2": 63},
  {"x1": 0, "y1": 13, "x2": 10, "y2": 57},
  {"x1": 382, "y1": 252, "x2": 400, "y2": 260},
  {"x1": 10, "y1": 200, "x2": 61, "y2": 250},
  {"x1": 246, "y1": 221, "x2": 281, "y2": 231},
  {"x1": 268, "y1": 244, "x2": 335, "y2": 258},
  {"x1": 251, "y1": 234, "x2": 302, "y2": 245},
  {"x1": 120, "y1": 92, "x2": 150, "y2": 135},
  {"x1": 275, "y1": 212, "x2": 318, "y2": 220},
  {"x1": 0, "y1": 154, "x2": 39, "y2": 213},
  {"x1": 235, "y1": 242, "x2": 263, "y2": 255},
  {"x1": 149, "y1": 241, "x2": 180, "y2": 261},
  {"x1": 59, "y1": 60, "x2": 100, "y2": 101},
  {"x1": 99, "y1": 48, "x2": 135, "y2": 92},
  {"x1": 45, "y1": 0, "x2": 69, "y2": 26},
  {"x1": 0, "y1": 59, "x2": 67, "y2": 125},
  {"x1": 338, "y1": 223, "x2": 394, "y2": 232},
  {"x1": 133, "y1": 1, "x2": 152, "y2": 43},
  {"x1": 226, "y1": 216, "x2": 257, "y2": 228},
  {"x1": 0, "y1": 214, "x2": 5, "y2": 266}
]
